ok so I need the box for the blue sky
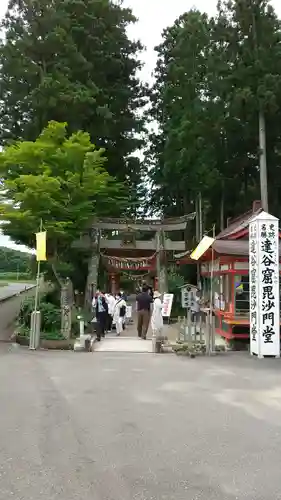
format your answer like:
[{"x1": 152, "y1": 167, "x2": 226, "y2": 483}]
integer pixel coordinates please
[{"x1": 0, "y1": 0, "x2": 280, "y2": 251}]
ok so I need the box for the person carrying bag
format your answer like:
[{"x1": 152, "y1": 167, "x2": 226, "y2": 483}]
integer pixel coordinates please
[{"x1": 113, "y1": 294, "x2": 126, "y2": 336}]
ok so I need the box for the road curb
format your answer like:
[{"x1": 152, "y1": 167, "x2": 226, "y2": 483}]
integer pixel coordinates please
[{"x1": 0, "y1": 285, "x2": 36, "y2": 304}]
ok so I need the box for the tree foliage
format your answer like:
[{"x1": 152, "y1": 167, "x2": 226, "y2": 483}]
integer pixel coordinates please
[
  {"x1": 148, "y1": 11, "x2": 218, "y2": 217},
  {"x1": 0, "y1": 121, "x2": 126, "y2": 255},
  {"x1": 0, "y1": 247, "x2": 32, "y2": 274},
  {"x1": 0, "y1": 0, "x2": 146, "y2": 211},
  {"x1": 148, "y1": 1, "x2": 281, "y2": 231}
]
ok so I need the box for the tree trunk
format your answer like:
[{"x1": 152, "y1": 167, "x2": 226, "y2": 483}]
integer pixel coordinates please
[
  {"x1": 183, "y1": 195, "x2": 191, "y2": 247},
  {"x1": 156, "y1": 230, "x2": 168, "y2": 295},
  {"x1": 84, "y1": 229, "x2": 101, "y2": 310},
  {"x1": 51, "y1": 262, "x2": 63, "y2": 287},
  {"x1": 220, "y1": 184, "x2": 225, "y2": 232}
]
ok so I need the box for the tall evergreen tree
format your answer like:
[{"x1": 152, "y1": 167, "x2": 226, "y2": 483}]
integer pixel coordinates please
[
  {"x1": 0, "y1": 0, "x2": 146, "y2": 191},
  {"x1": 148, "y1": 10, "x2": 218, "y2": 219},
  {"x1": 148, "y1": 1, "x2": 281, "y2": 230},
  {"x1": 215, "y1": 0, "x2": 281, "y2": 217}
]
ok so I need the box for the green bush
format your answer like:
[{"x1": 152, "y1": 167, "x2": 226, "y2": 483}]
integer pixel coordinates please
[
  {"x1": 44, "y1": 288, "x2": 61, "y2": 307},
  {"x1": 41, "y1": 302, "x2": 61, "y2": 332},
  {"x1": 167, "y1": 270, "x2": 185, "y2": 317},
  {"x1": 18, "y1": 295, "x2": 61, "y2": 332},
  {"x1": 18, "y1": 296, "x2": 36, "y2": 327},
  {"x1": 16, "y1": 325, "x2": 29, "y2": 337},
  {"x1": 17, "y1": 291, "x2": 82, "y2": 338},
  {"x1": 16, "y1": 325, "x2": 65, "y2": 341},
  {"x1": 40, "y1": 331, "x2": 66, "y2": 340}
]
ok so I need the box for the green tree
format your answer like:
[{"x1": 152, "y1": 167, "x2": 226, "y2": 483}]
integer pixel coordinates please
[
  {"x1": 0, "y1": 247, "x2": 32, "y2": 274},
  {"x1": 0, "y1": 121, "x2": 126, "y2": 285},
  {"x1": 148, "y1": 10, "x2": 219, "y2": 222},
  {"x1": 148, "y1": 1, "x2": 281, "y2": 233},
  {"x1": 215, "y1": 0, "x2": 281, "y2": 218},
  {"x1": 0, "y1": 0, "x2": 146, "y2": 205}
]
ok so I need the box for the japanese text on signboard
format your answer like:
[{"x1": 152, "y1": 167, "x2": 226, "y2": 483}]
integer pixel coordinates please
[
  {"x1": 260, "y1": 222, "x2": 279, "y2": 345},
  {"x1": 249, "y1": 222, "x2": 258, "y2": 344}
]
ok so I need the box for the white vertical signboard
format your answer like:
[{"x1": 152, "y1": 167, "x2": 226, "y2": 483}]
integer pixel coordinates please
[
  {"x1": 249, "y1": 219, "x2": 259, "y2": 355},
  {"x1": 249, "y1": 212, "x2": 280, "y2": 358}
]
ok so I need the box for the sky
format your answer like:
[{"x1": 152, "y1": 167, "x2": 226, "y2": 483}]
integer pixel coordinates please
[{"x1": 0, "y1": 0, "x2": 280, "y2": 252}]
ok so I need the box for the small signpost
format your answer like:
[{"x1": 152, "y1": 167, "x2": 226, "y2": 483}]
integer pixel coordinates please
[
  {"x1": 181, "y1": 287, "x2": 190, "y2": 309},
  {"x1": 180, "y1": 284, "x2": 197, "y2": 310},
  {"x1": 249, "y1": 211, "x2": 280, "y2": 358},
  {"x1": 179, "y1": 284, "x2": 198, "y2": 343}
]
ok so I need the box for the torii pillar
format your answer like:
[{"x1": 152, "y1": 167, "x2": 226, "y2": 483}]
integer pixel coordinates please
[
  {"x1": 109, "y1": 273, "x2": 119, "y2": 295},
  {"x1": 155, "y1": 229, "x2": 168, "y2": 294}
]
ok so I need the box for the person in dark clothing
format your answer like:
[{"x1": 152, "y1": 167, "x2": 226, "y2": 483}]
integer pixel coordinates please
[
  {"x1": 136, "y1": 285, "x2": 153, "y2": 340},
  {"x1": 94, "y1": 292, "x2": 108, "y2": 341}
]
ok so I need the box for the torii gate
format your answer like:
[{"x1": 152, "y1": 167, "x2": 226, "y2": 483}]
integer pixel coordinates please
[{"x1": 72, "y1": 214, "x2": 196, "y2": 308}]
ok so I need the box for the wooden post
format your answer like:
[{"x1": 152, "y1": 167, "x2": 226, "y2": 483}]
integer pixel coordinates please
[
  {"x1": 199, "y1": 313, "x2": 203, "y2": 343},
  {"x1": 205, "y1": 310, "x2": 211, "y2": 355},
  {"x1": 211, "y1": 314, "x2": 216, "y2": 353},
  {"x1": 109, "y1": 273, "x2": 117, "y2": 294},
  {"x1": 60, "y1": 281, "x2": 72, "y2": 339},
  {"x1": 85, "y1": 229, "x2": 100, "y2": 309},
  {"x1": 187, "y1": 308, "x2": 192, "y2": 347},
  {"x1": 154, "y1": 276, "x2": 159, "y2": 291}
]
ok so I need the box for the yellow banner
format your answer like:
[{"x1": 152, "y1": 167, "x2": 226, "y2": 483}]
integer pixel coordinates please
[{"x1": 35, "y1": 231, "x2": 47, "y2": 261}]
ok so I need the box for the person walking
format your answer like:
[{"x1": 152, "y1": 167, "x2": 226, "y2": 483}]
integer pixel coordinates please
[
  {"x1": 113, "y1": 293, "x2": 126, "y2": 336},
  {"x1": 105, "y1": 292, "x2": 116, "y2": 333},
  {"x1": 94, "y1": 291, "x2": 108, "y2": 341},
  {"x1": 136, "y1": 285, "x2": 153, "y2": 339},
  {"x1": 151, "y1": 290, "x2": 163, "y2": 337},
  {"x1": 120, "y1": 290, "x2": 127, "y2": 330},
  {"x1": 191, "y1": 291, "x2": 200, "y2": 323}
]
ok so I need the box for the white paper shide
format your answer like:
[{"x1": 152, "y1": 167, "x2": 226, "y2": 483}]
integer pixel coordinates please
[{"x1": 249, "y1": 212, "x2": 280, "y2": 358}]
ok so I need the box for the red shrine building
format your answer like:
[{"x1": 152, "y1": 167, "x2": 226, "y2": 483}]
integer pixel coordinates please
[{"x1": 178, "y1": 201, "x2": 281, "y2": 342}]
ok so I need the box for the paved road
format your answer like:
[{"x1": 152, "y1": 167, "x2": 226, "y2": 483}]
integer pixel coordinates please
[
  {"x1": 0, "y1": 285, "x2": 36, "y2": 341},
  {"x1": 0, "y1": 282, "x2": 35, "y2": 301},
  {"x1": 1, "y1": 349, "x2": 281, "y2": 499}
]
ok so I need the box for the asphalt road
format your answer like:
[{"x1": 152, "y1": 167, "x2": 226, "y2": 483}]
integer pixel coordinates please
[
  {"x1": 1, "y1": 349, "x2": 281, "y2": 499},
  {"x1": 0, "y1": 282, "x2": 35, "y2": 301},
  {"x1": 0, "y1": 284, "x2": 36, "y2": 341}
]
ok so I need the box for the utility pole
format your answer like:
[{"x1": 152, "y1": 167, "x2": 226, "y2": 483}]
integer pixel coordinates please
[
  {"x1": 196, "y1": 192, "x2": 203, "y2": 287},
  {"x1": 252, "y1": 10, "x2": 269, "y2": 212},
  {"x1": 259, "y1": 109, "x2": 268, "y2": 212},
  {"x1": 195, "y1": 196, "x2": 199, "y2": 242},
  {"x1": 198, "y1": 192, "x2": 203, "y2": 240}
]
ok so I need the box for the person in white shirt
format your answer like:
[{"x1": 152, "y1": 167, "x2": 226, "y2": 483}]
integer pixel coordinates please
[
  {"x1": 120, "y1": 290, "x2": 127, "y2": 329},
  {"x1": 151, "y1": 290, "x2": 163, "y2": 336},
  {"x1": 105, "y1": 292, "x2": 116, "y2": 333},
  {"x1": 191, "y1": 292, "x2": 200, "y2": 323},
  {"x1": 92, "y1": 291, "x2": 108, "y2": 340},
  {"x1": 113, "y1": 294, "x2": 126, "y2": 336}
]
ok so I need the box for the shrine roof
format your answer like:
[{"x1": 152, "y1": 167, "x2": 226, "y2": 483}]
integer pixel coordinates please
[
  {"x1": 213, "y1": 239, "x2": 281, "y2": 256},
  {"x1": 177, "y1": 239, "x2": 281, "y2": 262},
  {"x1": 216, "y1": 203, "x2": 263, "y2": 240},
  {"x1": 212, "y1": 240, "x2": 250, "y2": 255}
]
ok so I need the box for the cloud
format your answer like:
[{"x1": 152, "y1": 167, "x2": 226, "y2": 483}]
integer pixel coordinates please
[{"x1": 0, "y1": 232, "x2": 33, "y2": 253}]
